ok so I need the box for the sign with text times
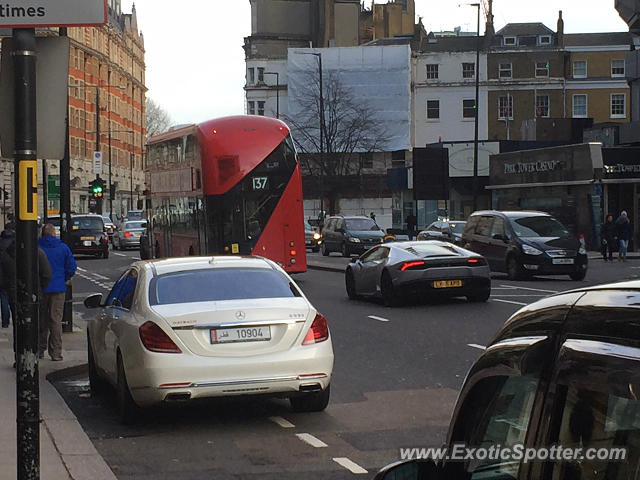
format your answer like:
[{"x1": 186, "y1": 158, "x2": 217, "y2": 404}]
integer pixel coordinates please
[{"x1": 0, "y1": 1, "x2": 107, "y2": 28}]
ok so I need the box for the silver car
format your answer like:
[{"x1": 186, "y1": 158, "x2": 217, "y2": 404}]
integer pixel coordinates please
[
  {"x1": 113, "y1": 220, "x2": 147, "y2": 250},
  {"x1": 345, "y1": 241, "x2": 491, "y2": 306}
]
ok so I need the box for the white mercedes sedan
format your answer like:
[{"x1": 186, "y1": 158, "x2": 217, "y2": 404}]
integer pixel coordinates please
[{"x1": 84, "y1": 256, "x2": 334, "y2": 424}]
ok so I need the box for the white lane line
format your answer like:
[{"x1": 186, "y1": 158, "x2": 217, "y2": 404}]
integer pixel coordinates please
[
  {"x1": 112, "y1": 252, "x2": 127, "y2": 257},
  {"x1": 269, "y1": 416, "x2": 295, "y2": 429},
  {"x1": 92, "y1": 273, "x2": 109, "y2": 280},
  {"x1": 295, "y1": 433, "x2": 328, "y2": 448},
  {"x1": 333, "y1": 457, "x2": 368, "y2": 474},
  {"x1": 499, "y1": 285, "x2": 558, "y2": 294},
  {"x1": 491, "y1": 298, "x2": 528, "y2": 306},
  {"x1": 468, "y1": 344, "x2": 486, "y2": 350},
  {"x1": 368, "y1": 315, "x2": 390, "y2": 322},
  {"x1": 491, "y1": 294, "x2": 547, "y2": 297},
  {"x1": 77, "y1": 267, "x2": 87, "y2": 272},
  {"x1": 491, "y1": 287, "x2": 518, "y2": 290}
]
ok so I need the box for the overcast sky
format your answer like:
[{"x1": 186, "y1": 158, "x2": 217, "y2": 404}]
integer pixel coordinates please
[{"x1": 120, "y1": 0, "x2": 629, "y2": 126}]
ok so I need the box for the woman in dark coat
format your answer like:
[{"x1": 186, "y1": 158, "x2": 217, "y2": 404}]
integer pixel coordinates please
[
  {"x1": 600, "y1": 214, "x2": 616, "y2": 261},
  {"x1": 615, "y1": 210, "x2": 633, "y2": 261}
]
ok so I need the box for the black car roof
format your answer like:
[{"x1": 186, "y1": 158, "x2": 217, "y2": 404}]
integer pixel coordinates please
[{"x1": 492, "y1": 280, "x2": 640, "y2": 345}]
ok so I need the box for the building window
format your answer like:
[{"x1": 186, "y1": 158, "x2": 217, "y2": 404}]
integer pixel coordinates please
[
  {"x1": 538, "y1": 35, "x2": 552, "y2": 45},
  {"x1": 573, "y1": 60, "x2": 587, "y2": 78},
  {"x1": 611, "y1": 93, "x2": 626, "y2": 118},
  {"x1": 503, "y1": 36, "x2": 516, "y2": 46},
  {"x1": 462, "y1": 63, "x2": 475, "y2": 79},
  {"x1": 391, "y1": 150, "x2": 405, "y2": 168},
  {"x1": 257, "y1": 67, "x2": 264, "y2": 83},
  {"x1": 426, "y1": 100, "x2": 440, "y2": 120},
  {"x1": 360, "y1": 152, "x2": 373, "y2": 169},
  {"x1": 498, "y1": 96, "x2": 513, "y2": 120},
  {"x1": 463, "y1": 99, "x2": 476, "y2": 118},
  {"x1": 248, "y1": 101, "x2": 255, "y2": 115},
  {"x1": 499, "y1": 63, "x2": 512, "y2": 79},
  {"x1": 611, "y1": 59, "x2": 625, "y2": 78},
  {"x1": 248, "y1": 68, "x2": 255, "y2": 85},
  {"x1": 535, "y1": 61, "x2": 549, "y2": 77},
  {"x1": 536, "y1": 95, "x2": 550, "y2": 117},
  {"x1": 572, "y1": 94, "x2": 587, "y2": 118},
  {"x1": 257, "y1": 101, "x2": 265, "y2": 116},
  {"x1": 426, "y1": 64, "x2": 439, "y2": 80}
]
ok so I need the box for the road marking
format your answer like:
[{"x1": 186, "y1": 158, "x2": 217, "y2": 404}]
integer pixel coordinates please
[
  {"x1": 92, "y1": 273, "x2": 109, "y2": 280},
  {"x1": 77, "y1": 267, "x2": 87, "y2": 272},
  {"x1": 499, "y1": 285, "x2": 558, "y2": 294},
  {"x1": 295, "y1": 433, "x2": 328, "y2": 448},
  {"x1": 491, "y1": 294, "x2": 546, "y2": 297},
  {"x1": 333, "y1": 457, "x2": 368, "y2": 474},
  {"x1": 112, "y1": 252, "x2": 127, "y2": 257},
  {"x1": 269, "y1": 416, "x2": 295, "y2": 428},
  {"x1": 368, "y1": 315, "x2": 390, "y2": 322},
  {"x1": 468, "y1": 343, "x2": 486, "y2": 350},
  {"x1": 491, "y1": 298, "x2": 528, "y2": 306}
]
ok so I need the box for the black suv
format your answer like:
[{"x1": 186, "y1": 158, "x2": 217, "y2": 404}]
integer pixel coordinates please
[
  {"x1": 69, "y1": 214, "x2": 109, "y2": 259},
  {"x1": 321, "y1": 215, "x2": 385, "y2": 257},
  {"x1": 461, "y1": 210, "x2": 588, "y2": 281},
  {"x1": 376, "y1": 280, "x2": 640, "y2": 479}
]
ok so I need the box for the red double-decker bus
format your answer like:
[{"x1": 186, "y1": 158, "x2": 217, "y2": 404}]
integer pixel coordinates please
[{"x1": 145, "y1": 115, "x2": 306, "y2": 273}]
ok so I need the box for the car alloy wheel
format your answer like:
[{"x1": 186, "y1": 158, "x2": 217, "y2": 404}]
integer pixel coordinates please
[
  {"x1": 569, "y1": 270, "x2": 586, "y2": 281},
  {"x1": 381, "y1": 271, "x2": 400, "y2": 307},
  {"x1": 345, "y1": 270, "x2": 358, "y2": 300},
  {"x1": 290, "y1": 385, "x2": 330, "y2": 412}
]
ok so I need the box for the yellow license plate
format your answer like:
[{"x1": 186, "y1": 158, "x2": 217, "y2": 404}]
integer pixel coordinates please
[
  {"x1": 80, "y1": 236, "x2": 94, "y2": 241},
  {"x1": 433, "y1": 280, "x2": 463, "y2": 288}
]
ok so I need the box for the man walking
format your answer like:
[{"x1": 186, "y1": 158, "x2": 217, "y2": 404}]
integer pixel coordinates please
[
  {"x1": 38, "y1": 223, "x2": 76, "y2": 361},
  {"x1": 600, "y1": 214, "x2": 617, "y2": 261},
  {"x1": 615, "y1": 210, "x2": 633, "y2": 262}
]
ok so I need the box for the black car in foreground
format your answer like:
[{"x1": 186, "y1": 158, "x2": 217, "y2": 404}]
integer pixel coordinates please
[
  {"x1": 376, "y1": 280, "x2": 640, "y2": 479},
  {"x1": 462, "y1": 210, "x2": 588, "y2": 280},
  {"x1": 69, "y1": 214, "x2": 109, "y2": 259}
]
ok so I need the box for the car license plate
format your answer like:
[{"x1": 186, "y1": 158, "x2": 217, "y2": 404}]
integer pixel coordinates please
[
  {"x1": 134, "y1": 232, "x2": 141, "y2": 237},
  {"x1": 433, "y1": 280, "x2": 463, "y2": 288},
  {"x1": 83, "y1": 241, "x2": 92, "y2": 246},
  {"x1": 552, "y1": 258, "x2": 574, "y2": 265},
  {"x1": 80, "y1": 236, "x2": 93, "y2": 241},
  {"x1": 210, "y1": 326, "x2": 271, "y2": 344}
]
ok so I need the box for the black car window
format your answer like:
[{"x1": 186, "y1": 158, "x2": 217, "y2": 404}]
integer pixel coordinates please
[
  {"x1": 475, "y1": 216, "x2": 494, "y2": 237},
  {"x1": 360, "y1": 247, "x2": 381, "y2": 262},
  {"x1": 345, "y1": 218, "x2": 378, "y2": 231},
  {"x1": 125, "y1": 221, "x2": 147, "y2": 229},
  {"x1": 510, "y1": 216, "x2": 569, "y2": 238},
  {"x1": 545, "y1": 340, "x2": 640, "y2": 480},
  {"x1": 362, "y1": 247, "x2": 388, "y2": 262},
  {"x1": 72, "y1": 216, "x2": 103, "y2": 231},
  {"x1": 106, "y1": 269, "x2": 137, "y2": 309},
  {"x1": 464, "y1": 216, "x2": 480, "y2": 237},
  {"x1": 490, "y1": 218, "x2": 505, "y2": 239},
  {"x1": 455, "y1": 375, "x2": 540, "y2": 478},
  {"x1": 450, "y1": 222, "x2": 466, "y2": 234},
  {"x1": 336, "y1": 219, "x2": 345, "y2": 231},
  {"x1": 150, "y1": 268, "x2": 298, "y2": 305}
]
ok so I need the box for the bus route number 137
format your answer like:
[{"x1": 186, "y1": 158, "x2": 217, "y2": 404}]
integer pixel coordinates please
[{"x1": 252, "y1": 176, "x2": 269, "y2": 190}]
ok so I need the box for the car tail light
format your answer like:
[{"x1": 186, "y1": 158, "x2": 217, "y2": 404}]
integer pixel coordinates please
[
  {"x1": 302, "y1": 313, "x2": 329, "y2": 345},
  {"x1": 468, "y1": 257, "x2": 487, "y2": 266},
  {"x1": 124, "y1": 232, "x2": 132, "y2": 238},
  {"x1": 400, "y1": 260, "x2": 426, "y2": 271},
  {"x1": 139, "y1": 321, "x2": 182, "y2": 353}
]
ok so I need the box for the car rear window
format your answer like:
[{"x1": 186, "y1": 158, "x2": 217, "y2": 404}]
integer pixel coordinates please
[
  {"x1": 450, "y1": 222, "x2": 466, "y2": 234},
  {"x1": 125, "y1": 221, "x2": 147, "y2": 229},
  {"x1": 403, "y1": 244, "x2": 459, "y2": 257},
  {"x1": 150, "y1": 268, "x2": 300, "y2": 305},
  {"x1": 71, "y1": 217, "x2": 103, "y2": 230}
]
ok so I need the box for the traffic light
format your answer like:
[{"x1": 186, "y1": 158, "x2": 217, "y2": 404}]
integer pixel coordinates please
[{"x1": 89, "y1": 178, "x2": 105, "y2": 198}]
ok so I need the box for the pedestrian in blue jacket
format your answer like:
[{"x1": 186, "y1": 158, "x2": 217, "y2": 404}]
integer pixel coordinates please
[{"x1": 38, "y1": 223, "x2": 77, "y2": 361}]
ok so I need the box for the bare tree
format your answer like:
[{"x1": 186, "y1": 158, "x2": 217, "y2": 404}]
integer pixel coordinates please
[
  {"x1": 285, "y1": 69, "x2": 390, "y2": 178},
  {"x1": 145, "y1": 97, "x2": 173, "y2": 138}
]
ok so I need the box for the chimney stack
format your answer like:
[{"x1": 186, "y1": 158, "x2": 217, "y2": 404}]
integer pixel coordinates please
[
  {"x1": 557, "y1": 10, "x2": 564, "y2": 46},
  {"x1": 485, "y1": 0, "x2": 495, "y2": 37}
]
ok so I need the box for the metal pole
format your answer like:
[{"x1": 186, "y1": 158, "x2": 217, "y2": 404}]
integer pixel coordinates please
[
  {"x1": 42, "y1": 160, "x2": 47, "y2": 224},
  {"x1": 472, "y1": 4, "x2": 480, "y2": 212},
  {"x1": 59, "y1": 28, "x2": 73, "y2": 334},
  {"x1": 129, "y1": 149, "x2": 133, "y2": 211},
  {"x1": 275, "y1": 72, "x2": 279, "y2": 119},
  {"x1": 13, "y1": 27, "x2": 40, "y2": 480},
  {"x1": 108, "y1": 130, "x2": 113, "y2": 218},
  {"x1": 317, "y1": 54, "x2": 325, "y2": 215}
]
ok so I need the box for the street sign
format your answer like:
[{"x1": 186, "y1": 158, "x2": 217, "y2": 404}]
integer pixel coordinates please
[
  {"x1": 0, "y1": 36, "x2": 70, "y2": 159},
  {"x1": 48, "y1": 175, "x2": 60, "y2": 200},
  {"x1": 93, "y1": 151, "x2": 103, "y2": 174},
  {"x1": 0, "y1": 1, "x2": 107, "y2": 28}
]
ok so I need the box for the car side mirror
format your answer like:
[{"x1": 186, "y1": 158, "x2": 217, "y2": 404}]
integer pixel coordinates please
[
  {"x1": 84, "y1": 293, "x2": 103, "y2": 309},
  {"x1": 374, "y1": 460, "x2": 443, "y2": 480}
]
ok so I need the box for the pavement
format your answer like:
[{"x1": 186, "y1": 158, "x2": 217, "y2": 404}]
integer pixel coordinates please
[
  {"x1": 0, "y1": 248, "x2": 633, "y2": 479},
  {"x1": 0, "y1": 314, "x2": 117, "y2": 480}
]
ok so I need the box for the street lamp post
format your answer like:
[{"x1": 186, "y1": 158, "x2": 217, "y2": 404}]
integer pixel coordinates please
[
  {"x1": 264, "y1": 71, "x2": 280, "y2": 118},
  {"x1": 108, "y1": 128, "x2": 134, "y2": 219},
  {"x1": 470, "y1": 3, "x2": 481, "y2": 212}
]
